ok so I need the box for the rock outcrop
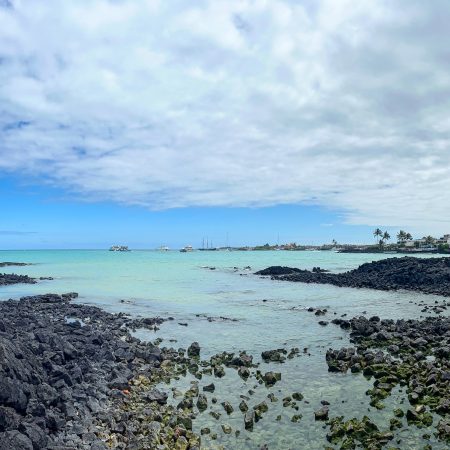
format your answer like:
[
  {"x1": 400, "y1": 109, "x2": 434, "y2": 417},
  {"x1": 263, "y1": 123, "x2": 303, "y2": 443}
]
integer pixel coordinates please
[{"x1": 256, "y1": 256, "x2": 450, "y2": 296}]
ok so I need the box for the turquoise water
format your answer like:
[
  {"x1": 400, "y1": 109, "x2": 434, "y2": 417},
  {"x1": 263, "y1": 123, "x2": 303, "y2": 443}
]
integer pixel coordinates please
[{"x1": 1, "y1": 250, "x2": 448, "y2": 449}]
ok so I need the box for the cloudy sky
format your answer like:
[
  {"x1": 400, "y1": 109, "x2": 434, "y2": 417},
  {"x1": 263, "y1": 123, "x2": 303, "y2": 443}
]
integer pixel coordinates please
[{"x1": 1, "y1": 0, "x2": 450, "y2": 247}]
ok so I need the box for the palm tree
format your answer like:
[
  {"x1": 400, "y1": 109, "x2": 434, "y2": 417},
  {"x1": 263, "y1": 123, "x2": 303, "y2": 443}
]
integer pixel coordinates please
[
  {"x1": 379, "y1": 231, "x2": 391, "y2": 249},
  {"x1": 373, "y1": 228, "x2": 383, "y2": 245},
  {"x1": 424, "y1": 235, "x2": 435, "y2": 246},
  {"x1": 405, "y1": 232, "x2": 413, "y2": 241},
  {"x1": 397, "y1": 230, "x2": 407, "y2": 245}
]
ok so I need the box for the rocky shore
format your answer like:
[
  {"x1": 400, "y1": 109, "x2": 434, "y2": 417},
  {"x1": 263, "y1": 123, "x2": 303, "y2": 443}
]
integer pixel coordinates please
[
  {"x1": 0, "y1": 261, "x2": 36, "y2": 285},
  {"x1": 256, "y1": 256, "x2": 450, "y2": 296},
  {"x1": 325, "y1": 314, "x2": 450, "y2": 447},
  {"x1": 0, "y1": 262, "x2": 32, "y2": 267},
  {"x1": 0, "y1": 292, "x2": 303, "y2": 450},
  {"x1": 0, "y1": 293, "x2": 200, "y2": 450},
  {"x1": 0, "y1": 272, "x2": 36, "y2": 285}
]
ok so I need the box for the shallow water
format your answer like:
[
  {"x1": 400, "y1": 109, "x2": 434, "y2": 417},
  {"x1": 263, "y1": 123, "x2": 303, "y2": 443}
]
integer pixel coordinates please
[{"x1": 1, "y1": 250, "x2": 448, "y2": 449}]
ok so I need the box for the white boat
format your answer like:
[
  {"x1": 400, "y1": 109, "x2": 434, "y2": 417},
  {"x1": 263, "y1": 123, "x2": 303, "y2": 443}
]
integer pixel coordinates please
[
  {"x1": 180, "y1": 245, "x2": 194, "y2": 253},
  {"x1": 158, "y1": 246, "x2": 170, "y2": 251},
  {"x1": 109, "y1": 245, "x2": 130, "y2": 252}
]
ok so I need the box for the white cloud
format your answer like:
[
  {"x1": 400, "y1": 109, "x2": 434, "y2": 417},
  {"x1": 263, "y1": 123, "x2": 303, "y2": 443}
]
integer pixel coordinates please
[{"x1": 1, "y1": 0, "x2": 450, "y2": 233}]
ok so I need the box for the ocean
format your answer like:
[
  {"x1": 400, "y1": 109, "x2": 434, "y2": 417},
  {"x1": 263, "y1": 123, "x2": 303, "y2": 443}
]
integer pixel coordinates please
[{"x1": 0, "y1": 249, "x2": 447, "y2": 449}]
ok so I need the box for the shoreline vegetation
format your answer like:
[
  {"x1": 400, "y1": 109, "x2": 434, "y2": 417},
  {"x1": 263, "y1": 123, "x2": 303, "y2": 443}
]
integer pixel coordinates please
[{"x1": 0, "y1": 258, "x2": 449, "y2": 449}]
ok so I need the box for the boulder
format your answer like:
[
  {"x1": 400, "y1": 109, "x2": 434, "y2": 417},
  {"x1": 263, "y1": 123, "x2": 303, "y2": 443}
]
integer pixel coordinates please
[{"x1": 187, "y1": 342, "x2": 200, "y2": 358}]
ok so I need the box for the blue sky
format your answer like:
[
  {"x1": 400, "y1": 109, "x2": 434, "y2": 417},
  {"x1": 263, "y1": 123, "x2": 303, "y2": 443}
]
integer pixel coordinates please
[
  {"x1": 1, "y1": 174, "x2": 379, "y2": 249},
  {"x1": 1, "y1": 1, "x2": 450, "y2": 249}
]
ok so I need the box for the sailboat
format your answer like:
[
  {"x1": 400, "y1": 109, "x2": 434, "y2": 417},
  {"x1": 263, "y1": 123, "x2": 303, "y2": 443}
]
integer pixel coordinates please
[{"x1": 199, "y1": 237, "x2": 217, "y2": 251}]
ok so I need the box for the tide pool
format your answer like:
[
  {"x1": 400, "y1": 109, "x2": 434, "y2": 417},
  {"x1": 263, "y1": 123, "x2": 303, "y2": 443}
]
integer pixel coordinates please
[{"x1": 0, "y1": 250, "x2": 448, "y2": 449}]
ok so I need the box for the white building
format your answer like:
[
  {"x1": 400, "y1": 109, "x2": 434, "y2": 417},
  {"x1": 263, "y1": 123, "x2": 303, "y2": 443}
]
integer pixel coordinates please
[
  {"x1": 404, "y1": 234, "x2": 450, "y2": 249},
  {"x1": 436, "y1": 234, "x2": 450, "y2": 245}
]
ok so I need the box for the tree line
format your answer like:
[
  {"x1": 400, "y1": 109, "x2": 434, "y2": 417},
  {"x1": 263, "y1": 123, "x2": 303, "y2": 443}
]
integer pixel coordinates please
[{"x1": 372, "y1": 229, "x2": 413, "y2": 248}]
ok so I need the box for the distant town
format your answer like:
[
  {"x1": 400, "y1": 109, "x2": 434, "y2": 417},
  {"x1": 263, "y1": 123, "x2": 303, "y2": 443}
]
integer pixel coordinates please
[
  {"x1": 235, "y1": 230, "x2": 450, "y2": 253},
  {"x1": 109, "y1": 231, "x2": 450, "y2": 253}
]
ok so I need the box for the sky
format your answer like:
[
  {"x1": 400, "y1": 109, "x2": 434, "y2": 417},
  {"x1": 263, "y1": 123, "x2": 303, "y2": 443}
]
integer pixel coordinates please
[{"x1": 1, "y1": 0, "x2": 450, "y2": 249}]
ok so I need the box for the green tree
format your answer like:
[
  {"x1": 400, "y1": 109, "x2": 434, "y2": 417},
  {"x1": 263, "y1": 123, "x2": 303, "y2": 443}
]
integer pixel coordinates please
[
  {"x1": 373, "y1": 228, "x2": 383, "y2": 245},
  {"x1": 397, "y1": 230, "x2": 407, "y2": 245},
  {"x1": 382, "y1": 231, "x2": 391, "y2": 247}
]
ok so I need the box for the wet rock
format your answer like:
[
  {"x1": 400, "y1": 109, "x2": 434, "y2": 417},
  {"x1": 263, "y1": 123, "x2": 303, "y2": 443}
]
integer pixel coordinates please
[
  {"x1": 209, "y1": 411, "x2": 221, "y2": 420},
  {"x1": 253, "y1": 401, "x2": 268, "y2": 421},
  {"x1": 175, "y1": 436, "x2": 189, "y2": 449},
  {"x1": 255, "y1": 266, "x2": 301, "y2": 276},
  {"x1": 177, "y1": 416, "x2": 193, "y2": 430},
  {"x1": 314, "y1": 406, "x2": 329, "y2": 421},
  {"x1": 203, "y1": 383, "x2": 215, "y2": 392},
  {"x1": 187, "y1": 342, "x2": 200, "y2": 358},
  {"x1": 244, "y1": 410, "x2": 254, "y2": 430},
  {"x1": 287, "y1": 348, "x2": 300, "y2": 359},
  {"x1": 185, "y1": 384, "x2": 199, "y2": 398},
  {"x1": 239, "y1": 400, "x2": 248, "y2": 412},
  {"x1": 261, "y1": 349, "x2": 286, "y2": 363},
  {"x1": 437, "y1": 419, "x2": 450, "y2": 441},
  {"x1": 230, "y1": 352, "x2": 253, "y2": 367},
  {"x1": 221, "y1": 401, "x2": 234, "y2": 415},
  {"x1": 221, "y1": 424, "x2": 232, "y2": 434},
  {"x1": 238, "y1": 367, "x2": 250, "y2": 379},
  {"x1": 214, "y1": 366, "x2": 225, "y2": 378},
  {"x1": 263, "y1": 371, "x2": 281, "y2": 387},
  {"x1": 196, "y1": 394, "x2": 208, "y2": 412},
  {"x1": 177, "y1": 397, "x2": 193, "y2": 410}
]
